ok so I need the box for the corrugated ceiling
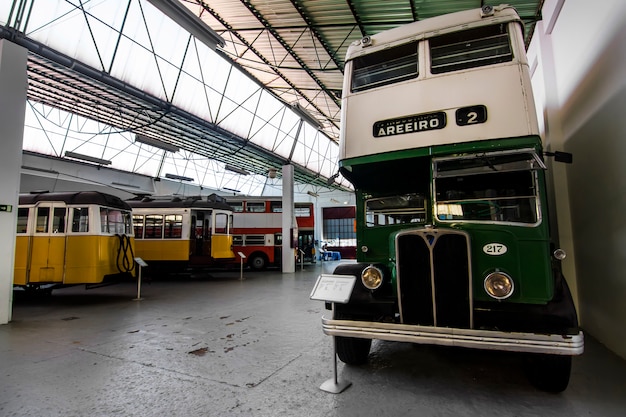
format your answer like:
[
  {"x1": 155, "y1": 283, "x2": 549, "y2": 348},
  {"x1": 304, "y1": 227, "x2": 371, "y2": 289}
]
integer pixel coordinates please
[{"x1": 1, "y1": 0, "x2": 543, "y2": 191}]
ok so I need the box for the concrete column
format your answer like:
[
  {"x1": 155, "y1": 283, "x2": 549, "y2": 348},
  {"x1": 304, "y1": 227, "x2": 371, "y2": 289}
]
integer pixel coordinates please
[
  {"x1": 0, "y1": 40, "x2": 28, "y2": 324},
  {"x1": 281, "y1": 164, "x2": 295, "y2": 273}
]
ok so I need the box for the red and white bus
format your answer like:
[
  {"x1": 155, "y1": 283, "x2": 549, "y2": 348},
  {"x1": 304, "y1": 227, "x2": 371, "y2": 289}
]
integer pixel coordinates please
[{"x1": 226, "y1": 197, "x2": 315, "y2": 270}]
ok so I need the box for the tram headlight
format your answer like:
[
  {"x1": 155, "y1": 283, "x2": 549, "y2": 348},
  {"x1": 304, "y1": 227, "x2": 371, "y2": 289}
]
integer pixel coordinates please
[
  {"x1": 484, "y1": 271, "x2": 514, "y2": 300},
  {"x1": 361, "y1": 265, "x2": 383, "y2": 290}
]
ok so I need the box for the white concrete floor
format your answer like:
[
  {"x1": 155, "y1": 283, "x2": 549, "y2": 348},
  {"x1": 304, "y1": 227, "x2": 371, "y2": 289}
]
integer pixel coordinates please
[{"x1": 1, "y1": 261, "x2": 625, "y2": 417}]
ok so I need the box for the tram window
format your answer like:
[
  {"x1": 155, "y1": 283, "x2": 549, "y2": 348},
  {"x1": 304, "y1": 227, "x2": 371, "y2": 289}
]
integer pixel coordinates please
[
  {"x1": 144, "y1": 215, "x2": 163, "y2": 238},
  {"x1": 123, "y1": 212, "x2": 132, "y2": 234},
  {"x1": 351, "y1": 41, "x2": 418, "y2": 92},
  {"x1": 53, "y1": 208, "x2": 66, "y2": 233},
  {"x1": 246, "y1": 202, "x2": 266, "y2": 213},
  {"x1": 36, "y1": 207, "x2": 50, "y2": 233},
  {"x1": 164, "y1": 214, "x2": 183, "y2": 238},
  {"x1": 215, "y1": 213, "x2": 228, "y2": 234},
  {"x1": 430, "y1": 24, "x2": 512, "y2": 74},
  {"x1": 71, "y1": 207, "x2": 89, "y2": 232},
  {"x1": 133, "y1": 215, "x2": 145, "y2": 239},
  {"x1": 270, "y1": 201, "x2": 282, "y2": 213},
  {"x1": 101, "y1": 208, "x2": 126, "y2": 234},
  {"x1": 16, "y1": 208, "x2": 29, "y2": 234}
]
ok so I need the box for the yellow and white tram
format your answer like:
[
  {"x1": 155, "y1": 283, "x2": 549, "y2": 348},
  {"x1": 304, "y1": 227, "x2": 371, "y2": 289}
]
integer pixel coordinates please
[
  {"x1": 14, "y1": 191, "x2": 136, "y2": 291},
  {"x1": 127, "y1": 194, "x2": 235, "y2": 272}
]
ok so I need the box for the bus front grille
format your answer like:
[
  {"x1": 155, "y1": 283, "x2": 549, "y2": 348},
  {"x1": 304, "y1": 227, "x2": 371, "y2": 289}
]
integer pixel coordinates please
[{"x1": 396, "y1": 229, "x2": 473, "y2": 329}]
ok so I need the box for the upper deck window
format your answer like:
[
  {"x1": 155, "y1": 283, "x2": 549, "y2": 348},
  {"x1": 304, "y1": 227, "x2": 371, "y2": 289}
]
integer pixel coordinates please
[
  {"x1": 430, "y1": 24, "x2": 512, "y2": 74},
  {"x1": 229, "y1": 201, "x2": 244, "y2": 212},
  {"x1": 351, "y1": 41, "x2": 418, "y2": 92},
  {"x1": 246, "y1": 202, "x2": 266, "y2": 213}
]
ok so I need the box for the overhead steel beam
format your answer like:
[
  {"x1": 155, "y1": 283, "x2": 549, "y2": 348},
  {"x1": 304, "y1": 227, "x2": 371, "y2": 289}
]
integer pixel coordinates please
[{"x1": 238, "y1": 0, "x2": 341, "y2": 107}]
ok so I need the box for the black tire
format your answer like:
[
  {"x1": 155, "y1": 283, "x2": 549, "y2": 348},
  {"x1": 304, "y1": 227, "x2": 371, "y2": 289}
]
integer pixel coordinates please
[
  {"x1": 248, "y1": 254, "x2": 267, "y2": 271},
  {"x1": 335, "y1": 336, "x2": 372, "y2": 365},
  {"x1": 524, "y1": 354, "x2": 572, "y2": 393}
]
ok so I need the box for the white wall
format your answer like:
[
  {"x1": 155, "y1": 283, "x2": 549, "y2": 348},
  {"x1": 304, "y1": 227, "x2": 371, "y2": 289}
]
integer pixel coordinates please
[{"x1": 529, "y1": 0, "x2": 626, "y2": 359}]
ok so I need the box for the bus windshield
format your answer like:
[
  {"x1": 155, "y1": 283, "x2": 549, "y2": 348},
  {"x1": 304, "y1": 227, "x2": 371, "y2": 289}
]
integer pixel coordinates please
[
  {"x1": 366, "y1": 193, "x2": 426, "y2": 227},
  {"x1": 434, "y1": 151, "x2": 543, "y2": 224}
]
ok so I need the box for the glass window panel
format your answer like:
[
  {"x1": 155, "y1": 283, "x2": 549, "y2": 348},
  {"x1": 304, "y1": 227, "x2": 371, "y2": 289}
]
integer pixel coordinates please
[
  {"x1": 214, "y1": 213, "x2": 228, "y2": 234},
  {"x1": 145, "y1": 215, "x2": 163, "y2": 238},
  {"x1": 351, "y1": 41, "x2": 418, "y2": 92},
  {"x1": 71, "y1": 207, "x2": 90, "y2": 232},
  {"x1": 244, "y1": 235, "x2": 266, "y2": 245},
  {"x1": 164, "y1": 214, "x2": 183, "y2": 238},
  {"x1": 133, "y1": 215, "x2": 145, "y2": 239},
  {"x1": 36, "y1": 207, "x2": 50, "y2": 233},
  {"x1": 365, "y1": 194, "x2": 427, "y2": 227},
  {"x1": 245, "y1": 202, "x2": 266, "y2": 213},
  {"x1": 270, "y1": 201, "x2": 282, "y2": 213},
  {"x1": 430, "y1": 25, "x2": 512, "y2": 74},
  {"x1": 16, "y1": 208, "x2": 29, "y2": 234},
  {"x1": 52, "y1": 207, "x2": 65, "y2": 233}
]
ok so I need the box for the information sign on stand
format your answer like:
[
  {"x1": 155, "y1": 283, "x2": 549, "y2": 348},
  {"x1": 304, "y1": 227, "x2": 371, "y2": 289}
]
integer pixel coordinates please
[{"x1": 310, "y1": 274, "x2": 357, "y2": 394}]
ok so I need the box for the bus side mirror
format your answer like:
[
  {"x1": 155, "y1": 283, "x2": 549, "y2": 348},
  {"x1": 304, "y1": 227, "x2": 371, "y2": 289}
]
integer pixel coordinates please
[{"x1": 544, "y1": 151, "x2": 573, "y2": 164}]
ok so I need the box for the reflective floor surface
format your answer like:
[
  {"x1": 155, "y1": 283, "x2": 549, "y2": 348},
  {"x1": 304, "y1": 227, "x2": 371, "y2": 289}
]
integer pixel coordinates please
[{"x1": 1, "y1": 261, "x2": 625, "y2": 417}]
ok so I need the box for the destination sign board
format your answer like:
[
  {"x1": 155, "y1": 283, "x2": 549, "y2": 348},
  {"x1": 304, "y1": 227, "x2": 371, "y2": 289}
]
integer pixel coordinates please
[{"x1": 373, "y1": 111, "x2": 447, "y2": 138}]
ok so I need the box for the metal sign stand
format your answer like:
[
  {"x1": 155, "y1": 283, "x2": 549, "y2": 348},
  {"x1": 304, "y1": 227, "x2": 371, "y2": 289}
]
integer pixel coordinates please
[
  {"x1": 238, "y1": 252, "x2": 246, "y2": 281},
  {"x1": 133, "y1": 257, "x2": 147, "y2": 301},
  {"x1": 310, "y1": 274, "x2": 357, "y2": 394},
  {"x1": 318, "y1": 305, "x2": 352, "y2": 394}
]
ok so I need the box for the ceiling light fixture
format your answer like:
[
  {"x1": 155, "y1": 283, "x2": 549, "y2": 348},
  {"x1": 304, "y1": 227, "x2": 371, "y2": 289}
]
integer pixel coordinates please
[
  {"x1": 135, "y1": 134, "x2": 179, "y2": 153},
  {"x1": 147, "y1": 0, "x2": 225, "y2": 50},
  {"x1": 224, "y1": 164, "x2": 250, "y2": 176},
  {"x1": 165, "y1": 173, "x2": 194, "y2": 182},
  {"x1": 291, "y1": 102, "x2": 324, "y2": 129},
  {"x1": 65, "y1": 151, "x2": 112, "y2": 166}
]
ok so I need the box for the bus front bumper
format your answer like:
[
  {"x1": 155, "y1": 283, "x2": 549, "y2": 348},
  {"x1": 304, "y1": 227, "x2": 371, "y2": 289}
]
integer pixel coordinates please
[{"x1": 322, "y1": 317, "x2": 584, "y2": 355}]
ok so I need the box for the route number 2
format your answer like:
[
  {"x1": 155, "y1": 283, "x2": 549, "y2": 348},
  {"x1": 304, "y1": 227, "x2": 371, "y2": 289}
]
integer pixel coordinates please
[{"x1": 456, "y1": 105, "x2": 487, "y2": 126}]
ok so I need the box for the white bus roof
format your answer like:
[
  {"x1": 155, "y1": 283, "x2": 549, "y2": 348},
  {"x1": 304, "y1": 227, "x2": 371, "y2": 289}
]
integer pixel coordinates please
[{"x1": 345, "y1": 4, "x2": 523, "y2": 61}]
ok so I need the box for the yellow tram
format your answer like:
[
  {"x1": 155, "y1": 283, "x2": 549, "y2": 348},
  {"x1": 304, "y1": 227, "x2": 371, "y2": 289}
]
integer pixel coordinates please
[
  {"x1": 14, "y1": 191, "x2": 136, "y2": 291},
  {"x1": 126, "y1": 194, "x2": 235, "y2": 272}
]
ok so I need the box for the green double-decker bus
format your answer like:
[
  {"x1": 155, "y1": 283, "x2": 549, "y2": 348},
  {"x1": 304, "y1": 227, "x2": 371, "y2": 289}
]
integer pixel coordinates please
[{"x1": 317, "y1": 5, "x2": 583, "y2": 392}]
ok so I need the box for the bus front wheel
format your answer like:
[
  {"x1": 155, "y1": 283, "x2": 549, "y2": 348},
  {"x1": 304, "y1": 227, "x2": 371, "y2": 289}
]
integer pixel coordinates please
[
  {"x1": 335, "y1": 336, "x2": 371, "y2": 365},
  {"x1": 524, "y1": 353, "x2": 572, "y2": 393},
  {"x1": 248, "y1": 253, "x2": 267, "y2": 271}
]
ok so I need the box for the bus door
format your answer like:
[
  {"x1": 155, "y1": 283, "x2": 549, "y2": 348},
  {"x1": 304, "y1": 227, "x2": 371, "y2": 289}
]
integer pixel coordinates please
[
  {"x1": 297, "y1": 230, "x2": 315, "y2": 263},
  {"x1": 274, "y1": 233, "x2": 282, "y2": 265},
  {"x1": 28, "y1": 202, "x2": 67, "y2": 283},
  {"x1": 211, "y1": 210, "x2": 235, "y2": 259}
]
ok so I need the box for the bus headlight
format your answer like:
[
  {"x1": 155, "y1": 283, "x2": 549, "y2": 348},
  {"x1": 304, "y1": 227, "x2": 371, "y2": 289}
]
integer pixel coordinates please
[
  {"x1": 484, "y1": 271, "x2": 514, "y2": 300},
  {"x1": 361, "y1": 265, "x2": 383, "y2": 290}
]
